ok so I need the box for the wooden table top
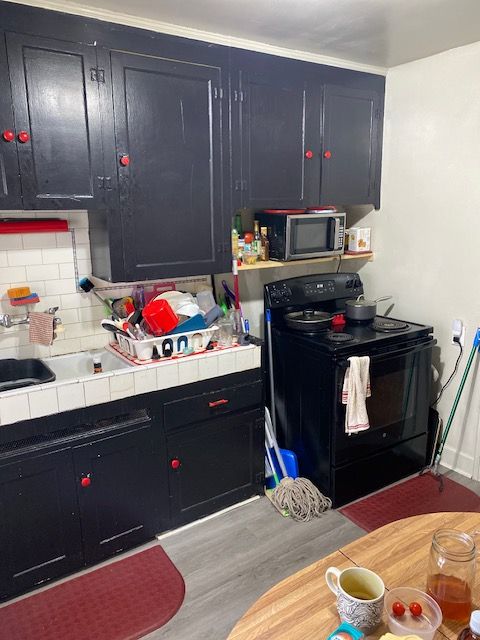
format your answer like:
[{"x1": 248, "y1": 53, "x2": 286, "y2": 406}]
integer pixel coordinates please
[{"x1": 227, "y1": 512, "x2": 480, "y2": 640}]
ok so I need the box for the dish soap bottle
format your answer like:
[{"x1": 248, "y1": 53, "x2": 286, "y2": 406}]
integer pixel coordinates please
[{"x1": 458, "y1": 611, "x2": 480, "y2": 640}]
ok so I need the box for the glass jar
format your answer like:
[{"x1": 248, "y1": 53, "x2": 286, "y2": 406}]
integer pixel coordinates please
[{"x1": 426, "y1": 529, "x2": 476, "y2": 622}]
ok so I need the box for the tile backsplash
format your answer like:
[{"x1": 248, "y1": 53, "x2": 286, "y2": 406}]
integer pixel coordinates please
[
  {"x1": 0, "y1": 211, "x2": 212, "y2": 361},
  {"x1": 0, "y1": 211, "x2": 108, "y2": 359}
]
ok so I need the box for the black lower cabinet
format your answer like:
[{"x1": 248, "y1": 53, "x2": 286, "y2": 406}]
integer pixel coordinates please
[
  {"x1": 0, "y1": 369, "x2": 263, "y2": 601},
  {"x1": 168, "y1": 409, "x2": 264, "y2": 527},
  {"x1": 73, "y1": 416, "x2": 166, "y2": 564},
  {"x1": 0, "y1": 445, "x2": 83, "y2": 600}
]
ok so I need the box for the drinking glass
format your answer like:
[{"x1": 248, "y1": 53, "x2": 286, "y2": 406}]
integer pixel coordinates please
[{"x1": 217, "y1": 318, "x2": 234, "y2": 347}]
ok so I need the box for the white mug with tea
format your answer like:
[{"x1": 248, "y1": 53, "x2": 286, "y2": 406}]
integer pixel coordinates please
[{"x1": 325, "y1": 566, "x2": 385, "y2": 633}]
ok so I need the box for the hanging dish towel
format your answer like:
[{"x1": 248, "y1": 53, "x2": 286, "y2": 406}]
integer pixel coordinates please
[
  {"x1": 29, "y1": 312, "x2": 54, "y2": 346},
  {"x1": 342, "y1": 355, "x2": 371, "y2": 434}
]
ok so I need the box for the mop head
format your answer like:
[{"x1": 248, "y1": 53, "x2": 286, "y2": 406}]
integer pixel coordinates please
[{"x1": 271, "y1": 477, "x2": 332, "y2": 522}]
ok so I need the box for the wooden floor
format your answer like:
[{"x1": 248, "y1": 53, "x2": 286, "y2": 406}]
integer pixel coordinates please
[{"x1": 147, "y1": 469, "x2": 480, "y2": 640}]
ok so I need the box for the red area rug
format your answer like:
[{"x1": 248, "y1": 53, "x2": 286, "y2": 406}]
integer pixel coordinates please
[
  {"x1": 0, "y1": 545, "x2": 185, "y2": 640},
  {"x1": 340, "y1": 473, "x2": 480, "y2": 532}
]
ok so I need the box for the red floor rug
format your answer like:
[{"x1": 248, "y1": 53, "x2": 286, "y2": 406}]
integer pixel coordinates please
[
  {"x1": 0, "y1": 545, "x2": 185, "y2": 640},
  {"x1": 340, "y1": 473, "x2": 480, "y2": 533}
]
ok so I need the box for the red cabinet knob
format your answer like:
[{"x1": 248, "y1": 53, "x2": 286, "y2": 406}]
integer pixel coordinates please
[
  {"x1": 305, "y1": 150, "x2": 314, "y2": 159},
  {"x1": 80, "y1": 476, "x2": 91, "y2": 487},
  {"x1": 2, "y1": 130, "x2": 14, "y2": 142},
  {"x1": 208, "y1": 399, "x2": 229, "y2": 408},
  {"x1": 17, "y1": 131, "x2": 30, "y2": 143},
  {"x1": 171, "y1": 458, "x2": 181, "y2": 470},
  {"x1": 119, "y1": 155, "x2": 130, "y2": 166},
  {"x1": 323, "y1": 150, "x2": 332, "y2": 159}
]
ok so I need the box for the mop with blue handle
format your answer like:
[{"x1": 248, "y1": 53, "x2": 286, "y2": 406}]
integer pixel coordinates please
[{"x1": 431, "y1": 327, "x2": 480, "y2": 481}]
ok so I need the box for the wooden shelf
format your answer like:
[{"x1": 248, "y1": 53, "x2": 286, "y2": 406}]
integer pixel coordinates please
[{"x1": 238, "y1": 252, "x2": 373, "y2": 271}]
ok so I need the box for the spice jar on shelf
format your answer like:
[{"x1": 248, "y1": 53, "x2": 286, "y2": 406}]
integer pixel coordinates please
[{"x1": 426, "y1": 529, "x2": 476, "y2": 622}]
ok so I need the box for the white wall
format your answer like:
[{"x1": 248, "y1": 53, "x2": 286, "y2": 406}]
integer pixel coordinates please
[{"x1": 359, "y1": 41, "x2": 480, "y2": 479}]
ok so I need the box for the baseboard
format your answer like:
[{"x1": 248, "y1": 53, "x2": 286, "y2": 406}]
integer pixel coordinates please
[
  {"x1": 439, "y1": 445, "x2": 474, "y2": 478},
  {"x1": 156, "y1": 495, "x2": 261, "y2": 540}
]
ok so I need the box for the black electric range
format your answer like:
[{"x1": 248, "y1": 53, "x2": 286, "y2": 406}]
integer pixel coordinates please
[{"x1": 265, "y1": 273, "x2": 436, "y2": 507}]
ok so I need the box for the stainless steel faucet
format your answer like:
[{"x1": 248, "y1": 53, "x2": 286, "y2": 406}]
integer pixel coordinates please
[{"x1": 0, "y1": 307, "x2": 62, "y2": 329}]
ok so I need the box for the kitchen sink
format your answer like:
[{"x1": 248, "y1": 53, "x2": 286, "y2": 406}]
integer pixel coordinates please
[
  {"x1": 0, "y1": 358, "x2": 56, "y2": 392},
  {"x1": 44, "y1": 349, "x2": 132, "y2": 382}
]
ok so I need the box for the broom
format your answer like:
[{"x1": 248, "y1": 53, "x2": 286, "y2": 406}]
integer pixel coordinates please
[{"x1": 431, "y1": 327, "x2": 480, "y2": 477}]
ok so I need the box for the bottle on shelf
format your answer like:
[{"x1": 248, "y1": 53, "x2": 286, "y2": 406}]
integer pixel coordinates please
[
  {"x1": 234, "y1": 212, "x2": 243, "y2": 237},
  {"x1": 260, "y1": 226, "x2": 270, "y2": 261},
  {"x1": 252, "y1": 221, "x2": 261, "y2": 257},
  {"x1": 459, "y1": 612, "x2": 480, "y2": 640},
  {"x1": 232, "y1": 225, "x2": 239, "y2": 260}
]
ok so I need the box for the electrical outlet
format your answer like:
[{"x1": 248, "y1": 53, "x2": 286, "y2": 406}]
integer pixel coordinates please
[{"x1": 451, "y1": 319, "x2": 465, "y2": 346}]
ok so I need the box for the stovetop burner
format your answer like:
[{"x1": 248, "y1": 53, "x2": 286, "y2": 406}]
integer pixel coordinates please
[
  {"x1": 326, "y1": 332, "x2": 355, "y2": 343},
  {"x1": 372, "y1": 317, "x2": 409, "y2": 332}
]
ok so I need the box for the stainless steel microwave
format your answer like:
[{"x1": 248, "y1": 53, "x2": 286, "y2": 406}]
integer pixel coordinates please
[{"x1": 255, "y1": 210, "x2": 345, "y2": 261}]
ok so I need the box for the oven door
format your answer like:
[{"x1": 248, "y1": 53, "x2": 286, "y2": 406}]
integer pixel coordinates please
[
  {"x1": 286, "y1": 213, "x2": 344, "y2": 260},
  {"x1": 333, "y1": 339, "x2": 434, "y2": 465}
]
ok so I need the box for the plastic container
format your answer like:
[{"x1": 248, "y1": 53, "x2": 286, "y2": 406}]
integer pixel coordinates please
[
  {"x1": 243, "y1": 251, "x2": 258, "y2": 265},
  {"x1": 116, "y1": 325, "x2": 218, "y2": 361},
  {"x1": 142, "y1": 298, "x2": 178, "y2": 336},
  {"x1": 385, "y1": 587, "x2": 442, "y2": 640},
  {"x1": 196, "y1": 289, "x2": 216, "y2": 313},
  {"x1": 265, "y1": 448, "x2": 299, "y2": 489}
]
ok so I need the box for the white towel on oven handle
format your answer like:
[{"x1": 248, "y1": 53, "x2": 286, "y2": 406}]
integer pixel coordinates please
[{"x1": 341, "y1": 356, "x2": 371, "y2": 434}]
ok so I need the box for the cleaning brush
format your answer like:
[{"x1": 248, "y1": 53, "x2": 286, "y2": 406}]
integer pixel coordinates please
[{"x1": 78, "y1": 277, "x2": 115, "y2": 316}]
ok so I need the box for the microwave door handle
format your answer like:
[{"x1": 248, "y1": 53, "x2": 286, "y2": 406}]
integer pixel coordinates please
[{"x1": 328, "y1": 217, "x2": 341, "y2": 250}]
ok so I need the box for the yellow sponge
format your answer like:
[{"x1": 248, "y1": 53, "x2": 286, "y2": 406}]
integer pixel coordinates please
[{"x1": 7, "y1": 287, "x2": 31, "y2": 299}]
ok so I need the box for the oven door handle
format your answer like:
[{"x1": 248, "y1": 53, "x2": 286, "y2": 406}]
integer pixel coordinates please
[{"x1": 338, "y1": 340, "x2": 435, "y2": 369}]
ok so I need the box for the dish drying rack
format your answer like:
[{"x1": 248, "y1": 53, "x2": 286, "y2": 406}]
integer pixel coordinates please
[{"x1": 115, "y1": 325, "x2": 218, "y2": 361}]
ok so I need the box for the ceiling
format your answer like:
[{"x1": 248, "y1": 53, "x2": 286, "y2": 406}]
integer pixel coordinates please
[{"x1": 11, "y1": 0, "x2": 480, "y2": 70}]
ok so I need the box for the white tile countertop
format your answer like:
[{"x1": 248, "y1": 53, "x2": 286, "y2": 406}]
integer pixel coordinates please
[{"x1": 0, "y1": 344, "x2": 262, "y2": 427}]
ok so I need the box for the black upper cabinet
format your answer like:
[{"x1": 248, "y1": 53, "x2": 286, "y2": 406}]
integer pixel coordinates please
[
  {"x1": 232, "y1": 49, "x2": 384, "y2": 210},
  {"x1": 4, "y1": 33, "x2": 105, "y2": 209},
  {"x1": 319, "y1": 84, "x2": 381, "y2": 207},
  {"x1": 0, "y1": 446, "x2": 83, "y2": 599},
  {"x1": 232, "y1": 54, "x2": 318, "y2": 209},
  {"x1": 0, "y1": 34, "x2": 21, "y2": 209},
  {"x1": 0, "y1": 2, "x2": 385, "y2": 280},
  {"x1": 109, "y1": 48, "x2": 229, "y2": 281}
]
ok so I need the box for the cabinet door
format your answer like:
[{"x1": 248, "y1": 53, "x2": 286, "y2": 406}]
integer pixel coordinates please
[
  {"x1": 167, "y1": 409, "x2": 264, "y2": 527},
  {"x1": 320, "y1": 85, "x2": 380, "y2": 206},
  {"x1": 235, "y1": 68, "x2": 317, "y2": 209},
  {"x1": 0, "y1": 34, "x2": 21, "y2": 209},
  {"x1": 5, "y1": 32, "x2": 105, "y2": 209},
  {"x1": 73, "y1": 423, "x2": 166, "y2": 564},
  {"x1": 110, "y1": 50, "x2": 228, "y2": 281},
  {"x1": 0, "y1": 447, "x2": 83, "y2": 600}
]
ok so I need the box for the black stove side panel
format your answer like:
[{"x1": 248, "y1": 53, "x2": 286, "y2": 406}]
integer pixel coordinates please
[{"x1": 271, "y1": 329, "x2": 335, "y2": 499}]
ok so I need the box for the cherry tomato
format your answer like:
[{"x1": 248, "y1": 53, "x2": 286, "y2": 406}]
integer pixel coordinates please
[
  {"x1": 409, "y1": 602, "x2": 423, "y2": 617},
  {"x1": 392, "y1": 601, "x2": 406, "y2": 617}
]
